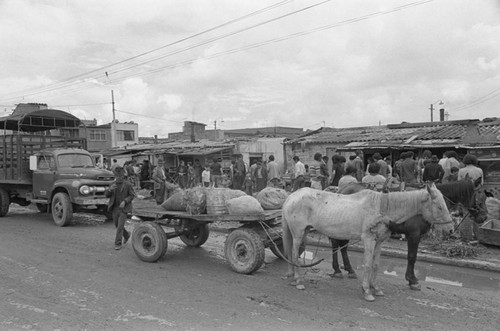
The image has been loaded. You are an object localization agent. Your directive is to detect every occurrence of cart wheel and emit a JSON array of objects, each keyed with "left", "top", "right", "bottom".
[
  {"left": 177, "top": 223, "right": 210, "bottom": 247},
  {"left": 132, "top": 222, "right": 167, "bottom": 262},
  {"left": 0, "top": 187, "right": 10, "bottom": 217},
  {"left": 52, "top": 192, "right": 73, "bottom": 226},
  {"left": 269, "top": 238, "right": 305, "bottom": 259},
  {"left": 224, "top": 228, "right": 265, "bottom": 274}
]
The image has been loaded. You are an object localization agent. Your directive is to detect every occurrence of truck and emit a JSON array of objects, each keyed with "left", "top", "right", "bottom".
[{"left": 0, "top": 133, "right": 114, "bottom": 226}]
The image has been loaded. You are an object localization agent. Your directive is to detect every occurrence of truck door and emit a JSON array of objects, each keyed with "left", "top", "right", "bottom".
[{"left": 32, "top": 155, "right": 56, "bottom": 200}]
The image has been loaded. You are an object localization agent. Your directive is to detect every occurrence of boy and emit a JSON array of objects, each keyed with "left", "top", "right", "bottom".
[{"left": 202, "top": 165, "right": 211, "bottom": 187}]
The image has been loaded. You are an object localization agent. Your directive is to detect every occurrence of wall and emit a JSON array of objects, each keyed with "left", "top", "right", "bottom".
[{"left": 237, "top": 137, "right": 286, "bottom": 173}]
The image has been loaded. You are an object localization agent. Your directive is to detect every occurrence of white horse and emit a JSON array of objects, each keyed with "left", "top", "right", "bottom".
[{"left": 282, "top": 183, "right": 452, "bottom": 301}]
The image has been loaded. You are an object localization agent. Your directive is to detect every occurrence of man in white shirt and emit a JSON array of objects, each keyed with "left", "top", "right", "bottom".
[
  {"left": 458, "top": 154, "right": 484, "bottom": 185},
  {"left": 292, "top": 156, "right": 306, "bottom": 192}
]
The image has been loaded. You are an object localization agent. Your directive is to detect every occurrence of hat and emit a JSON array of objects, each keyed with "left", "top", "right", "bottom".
[
  {"left": 113, "top": 166, "right": 125, "bottom": 177},
  {"left": 430, "top": 155, "right": 439, "bottom": 162}
]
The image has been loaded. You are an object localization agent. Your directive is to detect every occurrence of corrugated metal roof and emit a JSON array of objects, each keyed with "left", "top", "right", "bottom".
[{"left": 286, "top": 119, "right": 498, "bottom": 146}]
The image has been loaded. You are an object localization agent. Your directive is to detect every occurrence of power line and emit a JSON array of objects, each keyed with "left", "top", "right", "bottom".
[
  {"left": 0, "top": 0, "right": 295, "bottom": 101},
  {"left": 115, "top": 109, "right": 184, "bottom": 123},
  {"left": 449, "top": 86, "right": 500, "bottom": 112}
]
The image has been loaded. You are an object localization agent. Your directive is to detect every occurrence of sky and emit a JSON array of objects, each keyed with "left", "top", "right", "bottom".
[{"left": 0, "top": 0, "right": 499, "bottom": 137}]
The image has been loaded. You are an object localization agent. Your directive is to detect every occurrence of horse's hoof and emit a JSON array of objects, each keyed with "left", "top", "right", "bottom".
[
  {"left": 296, "top": 284, "right": 306, "bottom": 290},
  {"left": 410, "top": 283, "right": 421, "bottom": 291},
  {"left": 372, "top": 289, "right": 384, "bottom": 296},
  {"left": 347, "top": 272, "right": 358, "bottom": 279},
  {"left": 290, "top": 280, "right": 301, "bottom": 286},
  {"left": 331, "top": 272, "right": 343, "bottom": 279}
]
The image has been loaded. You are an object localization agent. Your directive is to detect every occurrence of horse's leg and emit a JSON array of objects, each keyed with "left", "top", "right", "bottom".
[
  {"left": 370, "top": 240, "right": 385, "bottom": 296},
  {"left": 340, "top": 240, "right": 357, "bottom": 279},
  {"left": 406, "top": 234, "right": 421, "bottom": 291},
  {"left": 330, "top": 238, "right": 343, "bottom": 278},
  {"left": 362, "top": 237, "right": 376, "bottom": 302}
]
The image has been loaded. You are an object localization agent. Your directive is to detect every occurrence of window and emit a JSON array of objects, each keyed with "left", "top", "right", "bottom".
[
  {"left": 117, "top": 130, "right": 135, "bottom": 141},
  {"left": 58, "top": 154, "right": 93, "bottom": 168},
  {"left": 38, "top": 155, "right": 55, "bottom": 170},
  {"left": 89, "top": 129, "right": 106, "bottom": 141}
]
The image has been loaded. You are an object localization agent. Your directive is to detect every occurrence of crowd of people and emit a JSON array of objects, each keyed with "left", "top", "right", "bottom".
[{"left": 289, "top": 149, "right": 484, "bottom": 193}]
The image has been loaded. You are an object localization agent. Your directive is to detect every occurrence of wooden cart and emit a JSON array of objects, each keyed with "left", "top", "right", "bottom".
[{"left": 131, "top": 203, "right": 284, "bottom": 274}]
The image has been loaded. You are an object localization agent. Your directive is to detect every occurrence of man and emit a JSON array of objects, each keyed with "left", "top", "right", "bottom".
[
  {"left": 234, "top": 154, "right": 246, "bottom": 190},
  {"left": 106, "top": 167, "right": 135, "bottom": 250},
  {"left": 400, "top": 151, "right": 418, "bottom": 184},
  {"left": 373, "top": 153, "right": 389, "bottom": 178},
  {"left": 352, "top": 150, "right": 364, "bottom": 182},
  {"left": 292, "top": 156, "right": 306, "bottom": 192},
  {"left": 458, "top": 154, "right": 484, "bottom": 185},
  {"left": 266, "top": 155, "right": 281, "bottom": 188},
  {"left": 152, "top": 159, "right": 166, "bottom": 205},
  {"left": 422, "top": 155, "right": 445, "bottom": 183},
  {"left": 253, "top": 160, "right": 267, "bottom": 192},
  {"left": 309, "top": 152, "right": 324, "bottom": 190}
]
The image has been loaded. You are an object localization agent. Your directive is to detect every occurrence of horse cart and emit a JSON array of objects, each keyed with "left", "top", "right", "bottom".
[{"left": 131, "top": 202, "right": 284, "bottom": 274}]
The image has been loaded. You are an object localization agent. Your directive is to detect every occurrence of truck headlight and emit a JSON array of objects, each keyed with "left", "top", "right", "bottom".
[{"left": 79, "top": 185, "right": 92, "bottom": 195}]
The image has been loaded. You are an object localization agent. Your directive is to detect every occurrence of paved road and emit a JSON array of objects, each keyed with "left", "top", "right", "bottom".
[{"left": 0, "top": 207, "right": 499, "bottom": 330}]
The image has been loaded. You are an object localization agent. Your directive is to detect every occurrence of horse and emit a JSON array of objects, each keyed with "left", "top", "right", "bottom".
[
  {"left": 331, "top": 178, "right": 488, "bottom": 290},
  {"left": 282, "top": 183, "right": 453, "bottom": 301}
]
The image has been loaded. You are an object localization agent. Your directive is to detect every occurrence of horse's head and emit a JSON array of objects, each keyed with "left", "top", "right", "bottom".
[{"left": 422, "top": 182, "right": 454, "bottom": 236}]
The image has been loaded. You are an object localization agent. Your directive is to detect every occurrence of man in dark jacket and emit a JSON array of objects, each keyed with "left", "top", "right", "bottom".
[
  {"left": 106, "top": 167, "right": 136, "bottom": 250},
  {"left": 422, "top": 155, "right": 445, "bottom": 183}
]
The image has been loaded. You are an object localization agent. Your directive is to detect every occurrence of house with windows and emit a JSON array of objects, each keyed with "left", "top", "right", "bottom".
[{"left": 71, "top": 119, "right": 139, "bottom": 152}]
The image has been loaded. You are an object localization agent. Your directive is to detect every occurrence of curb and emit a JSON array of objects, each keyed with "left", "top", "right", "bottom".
[{"left": 209, "top": 225, "right": 500, "bottom": 273}]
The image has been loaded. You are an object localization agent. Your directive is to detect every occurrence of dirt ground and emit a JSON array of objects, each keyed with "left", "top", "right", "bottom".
[{"left": 0, "top": 204, "right": 499, "bottom": 330}]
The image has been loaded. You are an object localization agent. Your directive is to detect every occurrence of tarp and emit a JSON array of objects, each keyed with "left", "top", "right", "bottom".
[{"left": 0, "top": 108, "right": 81, "bottom": 132}]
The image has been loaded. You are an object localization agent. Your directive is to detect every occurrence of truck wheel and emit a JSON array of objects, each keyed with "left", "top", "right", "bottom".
[
  {"left": 36, "top": 203, "right": 48, "bottom": 213},
  {"left": 132, "top": 222, "right": 167, "bottom": 262},
  {"left": 0, "top": 187, "right": 10, "bottom": 217},
  {"left": 51, "top": 193, "right": 73, "bottom": 226},
  {"left": 224, "top": 228, "right": 265, "bottom": 274},
  {"left": 177, "top": 223, "right": 210, "bottom": 247}
]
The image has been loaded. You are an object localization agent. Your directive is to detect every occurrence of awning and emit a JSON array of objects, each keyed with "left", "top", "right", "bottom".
[{"left": 0, "top": 108, "right": 81, "bottom": 132}]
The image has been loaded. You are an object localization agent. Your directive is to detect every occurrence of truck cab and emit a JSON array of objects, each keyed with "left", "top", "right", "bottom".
[{"left": 28, "top": 148, "right": 114, "bottom": 226}]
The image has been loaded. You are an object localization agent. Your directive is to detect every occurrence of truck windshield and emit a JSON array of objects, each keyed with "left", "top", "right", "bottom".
[{"left": 58, "top": 154, "right": 94, "bottom": 168}]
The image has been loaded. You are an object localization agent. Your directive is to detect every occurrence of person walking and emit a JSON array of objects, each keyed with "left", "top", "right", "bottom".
[
  {"left": 202, "top": 165, "right": 211, "bottom": 187},
  {"left": 253, "top": 160, "right": 267, "bottom": 192},
  {"left": 177, "top": 160, "right": 188, "bottom": 189},
  {"left": 321, "top": 155, "right": 330, "bottom": 189},
  {"left": 210, "top": 158, "right": 222, "bottom": 188},
  {"left": 193, "top": 159, "right": 203, "bottom": 187},
  {"left": 106, "top": 167, "right": 135, "bottom": 250}
]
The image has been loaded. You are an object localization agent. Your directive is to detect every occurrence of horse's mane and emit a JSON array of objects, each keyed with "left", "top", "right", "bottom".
[
  {"left": 360, "top": 190, "right": 425, "bottom": 217},
  {"left": 436, "top": 180, "right": 474, "bottom": 208}
]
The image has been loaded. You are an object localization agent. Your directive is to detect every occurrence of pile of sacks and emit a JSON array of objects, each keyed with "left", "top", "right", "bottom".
[
  {"left": 486, "top": 197, "right": 500, "bottom": 221},
  {"left": 161, "top": 186, "right": 289, "bottom": 216}
]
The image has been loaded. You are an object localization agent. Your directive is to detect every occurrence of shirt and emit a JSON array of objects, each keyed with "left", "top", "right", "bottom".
[
  {"left": 458, "top": 165, "right": 484, "bottom": 185},
  {"left": 309, "top": 160, "right": 323, "bottom": 182},
  {"left": 294, "top": 161, "right": 306, "bottom": 177},
  {"left": 267, "top": 161, "right": 280, "bottom": 180},
  {"left": 202, "top": 170, "right": 211, "bottom": 183}
]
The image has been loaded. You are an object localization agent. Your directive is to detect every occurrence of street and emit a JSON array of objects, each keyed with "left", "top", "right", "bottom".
[{"left": 1, "top": 206, "right": 499, "bottom": 331}]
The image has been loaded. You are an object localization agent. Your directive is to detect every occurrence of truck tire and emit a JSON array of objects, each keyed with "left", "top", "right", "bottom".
[
  {"left": 224, "top": 228, "right": 265, "bottom": 274},
  {"left": 176, "top": 223, "right": 210, "bottom": 247},
  {"left": 51, "top": 192, "right": 73, "bottom": 226},
  {"left": 0, "top": 187, "right": 10, "bottom": 217}
]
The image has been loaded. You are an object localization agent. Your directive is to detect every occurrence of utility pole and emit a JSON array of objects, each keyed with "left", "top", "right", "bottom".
[
  {"left": 429, "top": 103, "right": 434, "bottom": 122},
  {"left": 111, "top": 90, "right": 116, "bottom": 148}
]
